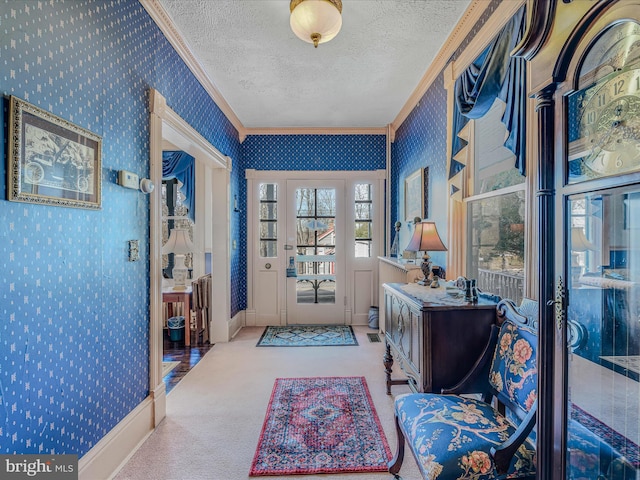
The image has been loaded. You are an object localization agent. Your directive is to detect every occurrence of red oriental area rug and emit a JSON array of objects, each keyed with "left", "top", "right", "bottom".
[{"left": 249, "top": 376, "right": 392, "bottom": 476}]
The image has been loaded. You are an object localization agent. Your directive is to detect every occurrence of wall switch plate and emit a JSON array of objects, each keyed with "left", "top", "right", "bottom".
[
  {"left": 128, "top": 240, "right": 140, "bottom": 261},
  {"left": 118, "top": 170, "right": 139, "bottom": 189}
]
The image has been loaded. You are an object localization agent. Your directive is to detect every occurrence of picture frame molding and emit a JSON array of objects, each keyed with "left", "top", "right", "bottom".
[
  {"left": 7, "top": 95, "right": 102, "bottom": 210},
  {"left": 404, "top": 167, "right": 424, "bottom": 222}
]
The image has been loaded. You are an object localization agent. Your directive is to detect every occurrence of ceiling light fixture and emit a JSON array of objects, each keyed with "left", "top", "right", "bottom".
[{"left": 290, "top": 0, "right": 342, "bottom": 48}]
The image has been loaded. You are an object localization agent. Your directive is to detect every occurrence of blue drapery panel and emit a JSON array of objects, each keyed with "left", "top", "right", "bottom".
[
  {"left": 162, "top": 150, "right": 195, "bottom": 221},
  {"left": 451, "top": 7, "right": 527, "bottom": 178}
]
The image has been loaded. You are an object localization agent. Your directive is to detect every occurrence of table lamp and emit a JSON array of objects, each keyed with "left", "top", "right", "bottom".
[
  {"left": 162, "top": 227, "right": 194, "bottom": 291},
  {"left": 406, "top": 221, "right": 447, "bottom": 288},
  {"left": 571, "top": 227, "right": 596, "bottom": 283}
]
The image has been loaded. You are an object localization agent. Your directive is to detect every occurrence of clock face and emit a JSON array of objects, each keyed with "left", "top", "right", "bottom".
[
  {"left": 567, "top": 21, "right": 640, "bottom": 183},
  {"left": 579, "top": 68, "right": 640, "bottom": 176}
]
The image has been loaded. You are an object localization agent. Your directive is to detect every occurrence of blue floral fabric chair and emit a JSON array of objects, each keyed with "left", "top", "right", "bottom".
[{"left": 389, "top": 299, "right": 538, "bottom": 480}]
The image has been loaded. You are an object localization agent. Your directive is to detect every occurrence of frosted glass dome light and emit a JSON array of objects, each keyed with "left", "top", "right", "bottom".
[{"left": 290, "top": 0, "right": 343, "bottom": 48}]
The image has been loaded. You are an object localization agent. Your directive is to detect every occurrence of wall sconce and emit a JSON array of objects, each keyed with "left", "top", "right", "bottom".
[
  {"left": 140, "top": 178, "right": 154, "bottom": 194},
  {"left": 128, "top": 240, "right": 140, "bottom": 262}
]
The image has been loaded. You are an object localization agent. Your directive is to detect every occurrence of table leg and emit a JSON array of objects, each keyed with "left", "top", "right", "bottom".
[
  {"left": 184, "top": 293, "right": 190, "bottom": 347},
  {"left": 384, "top": 342, "right": 394, "bottom": 395}
]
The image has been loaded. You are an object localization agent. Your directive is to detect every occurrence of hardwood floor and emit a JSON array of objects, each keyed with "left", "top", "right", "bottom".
[{"left": 162, "top": 329, "right": 214, "bottom": 394}]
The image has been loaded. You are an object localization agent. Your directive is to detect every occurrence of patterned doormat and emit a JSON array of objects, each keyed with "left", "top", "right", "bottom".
[
  {"left": 256, "top": 325, "right": 358, "bottom": 347},
  {"left": 249, "top": 376, "right": 391, "bottom": 476}
]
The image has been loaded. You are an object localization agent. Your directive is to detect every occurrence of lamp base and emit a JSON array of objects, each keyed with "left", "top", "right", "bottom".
[
  {"left": 172, "top": 263, "right": 189, "bottom": 291},
  {"left": 419, "top": 253, "right": 432, "bottom": 286}
]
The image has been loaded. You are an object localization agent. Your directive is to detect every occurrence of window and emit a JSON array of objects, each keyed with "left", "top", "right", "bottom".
[
  {"left": 355, "top": 183, "right": 373, "bottom": 258},
  {"left": 259, "top": 183, "right": 277, "bottom": 258},
  {"left": 465, "top": 99, "right": 525, "bottom": 304}
]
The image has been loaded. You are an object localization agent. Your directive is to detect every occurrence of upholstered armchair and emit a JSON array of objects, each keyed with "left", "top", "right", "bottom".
[{"left": 388, "top": 298, "right": 538, "bottom": 479}]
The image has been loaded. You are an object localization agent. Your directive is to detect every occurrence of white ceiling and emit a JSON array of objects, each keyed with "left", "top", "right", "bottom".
[{"left": 156, "top": 0, "right": 472, "bottom": 130}]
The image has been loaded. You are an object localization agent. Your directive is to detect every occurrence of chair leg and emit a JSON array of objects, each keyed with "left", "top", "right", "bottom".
[{"left": 388, "top": 413, "right": 406, "bottom": 475}]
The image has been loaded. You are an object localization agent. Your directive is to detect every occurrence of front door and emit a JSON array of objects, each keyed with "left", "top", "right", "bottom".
[{"left": 285, "top": 179, "right": 345, "bottom": 324}]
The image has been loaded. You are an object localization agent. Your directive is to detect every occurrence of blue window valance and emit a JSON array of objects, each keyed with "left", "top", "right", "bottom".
[
  {"left": 450, "top": 7, "right": 527, "bottom": 179},
  {"left": 162, "top": 150, "right": 195, "bottom": 222}
]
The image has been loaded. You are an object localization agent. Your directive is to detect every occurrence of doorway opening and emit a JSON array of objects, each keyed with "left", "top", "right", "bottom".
[{"left": 149, "top": 89, "right": 231, "bottom": 419}]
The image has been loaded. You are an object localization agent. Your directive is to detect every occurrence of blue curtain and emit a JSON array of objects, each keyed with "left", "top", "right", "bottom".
[
  {"left": 162, "top": 151, "right": 195, "bottom": 221},
  {"left": 451, "top": 7, "right": 527, "bottom": 177}
]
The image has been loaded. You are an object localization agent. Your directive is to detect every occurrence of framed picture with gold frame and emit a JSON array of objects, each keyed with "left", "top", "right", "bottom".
[
  {"left": 404, "top": 168, "right": 424, "bottom": 222},
  {"left": 7, "top": 96, "right": 102, "bottom": 209}
]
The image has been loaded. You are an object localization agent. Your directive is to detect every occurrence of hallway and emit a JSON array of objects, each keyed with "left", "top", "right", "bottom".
[{"left": 115, "top": 326, "right": 421, "bottom": 480}]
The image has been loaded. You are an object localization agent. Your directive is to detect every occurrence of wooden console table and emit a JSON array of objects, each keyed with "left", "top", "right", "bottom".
[
  {"left": 377, "top": 257, "right": 422, "bottom": 331},
  {"left": 163, "top": 286, "right": 192, "bottom": 346},
  {"left": 383, "top": 282, "right": 497, "bottom": 394}
]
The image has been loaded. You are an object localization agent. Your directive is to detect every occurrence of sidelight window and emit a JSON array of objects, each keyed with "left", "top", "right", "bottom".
[
  {"left": 355, "top": 183, "right": 373, "bottom": 258},
  {"left": 259, "top": 183, "right": 278, "bottom": 258}
]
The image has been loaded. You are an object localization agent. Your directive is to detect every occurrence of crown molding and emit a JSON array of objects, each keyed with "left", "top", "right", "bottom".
[
  {"left": 391, "top": 0, "right": 525, "bottom": 132},
  {"left": 242, "top": 126, "right": 388, "bottom": 139},
  {"left": 140, "top": 0, "right": 247, "bottom": 141}
]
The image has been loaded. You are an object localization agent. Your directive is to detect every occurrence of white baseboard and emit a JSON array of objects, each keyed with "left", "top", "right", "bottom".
[
  {"left": 79, "top": 396, "right": 156, "bottom": 480},
  {"left": 229, "top": 310, "right": 244, "bottom": 338},
  {"left": 151, "top": 380, "right": 167, "bottom": 428},
  {"left": 245, "top": 309, "right": 256, "bottom": 327}
]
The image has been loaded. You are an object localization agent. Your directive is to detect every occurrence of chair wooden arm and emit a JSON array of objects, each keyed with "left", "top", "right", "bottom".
[
  {"left": 441, "top": 324, "right": 500, "bottom": 398},
  {"left": 491, "top": 400, "right": 538, "bottom": 473}
]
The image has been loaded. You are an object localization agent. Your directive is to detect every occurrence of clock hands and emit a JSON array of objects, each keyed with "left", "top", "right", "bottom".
[
  {"left": 589, "top": 119, "right": 621, "bottom": 157},
  {"left": 588, "top": 100, "right": 629, "bottom": 157}
]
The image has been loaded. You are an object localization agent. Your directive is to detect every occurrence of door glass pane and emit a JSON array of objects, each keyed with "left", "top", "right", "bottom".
[
  {"left": 566, "top": 187, "right": 640, "bottom": 479},
  {"left": 295, "top": 188, "right": 336, "bottom": 304}
]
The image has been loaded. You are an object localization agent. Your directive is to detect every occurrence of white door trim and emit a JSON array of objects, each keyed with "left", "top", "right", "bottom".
[
  {"left": 149, "top": 89, "right": 231, "bottom": 426},
  {"left": 246, "top": 169, "right": 386, "bottom": 327}
]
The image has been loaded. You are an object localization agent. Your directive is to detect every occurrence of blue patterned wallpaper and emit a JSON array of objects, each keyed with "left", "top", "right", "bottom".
[
  {"left": 243, "top": 134, "right": 386, "bottom": 171},
  {"left": 0, "top": 0, "right": 240, "bottom": 457},
  {"left": 390, "top": 0, "right": 502, "bottom": 267},
  {"left": 391, "top": 76, "right": 449, "bottom": 266}
]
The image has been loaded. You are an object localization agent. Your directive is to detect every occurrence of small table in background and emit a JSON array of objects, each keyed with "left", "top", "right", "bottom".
[{"left": 162, "top": 286, "right": 192, "bottom": 346}]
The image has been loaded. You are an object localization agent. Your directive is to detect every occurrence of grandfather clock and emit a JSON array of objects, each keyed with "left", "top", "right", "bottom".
[{"left": 517, "top": 1, "right": 640, "bottom": 478}]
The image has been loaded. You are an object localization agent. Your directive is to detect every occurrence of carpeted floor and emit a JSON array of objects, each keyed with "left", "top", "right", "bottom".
[
  {"left": 256, "top": 324, "right": 358, "bottom": 347},
  {"left": 113, "top": 326, "right": 422, "bottom": 480},
  {"left": 250, "top": 376, "right": 391, "bottom": 476}
]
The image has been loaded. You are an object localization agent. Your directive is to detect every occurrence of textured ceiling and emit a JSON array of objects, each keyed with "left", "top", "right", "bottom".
[{"left": 157, "top": 0, "right": 472, "bottom": 129}]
